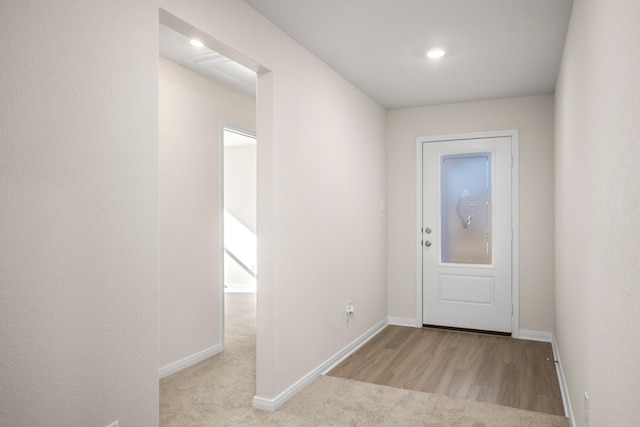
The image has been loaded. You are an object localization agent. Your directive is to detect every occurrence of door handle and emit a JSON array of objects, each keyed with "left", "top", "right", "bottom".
[{"left": 424, "top": 241, "right": 432, "bottom": 247}]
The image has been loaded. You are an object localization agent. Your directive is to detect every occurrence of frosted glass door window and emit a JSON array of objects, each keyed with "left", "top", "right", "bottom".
[{"left": 441, "top": 153, "right": 492, "bottom": 264}]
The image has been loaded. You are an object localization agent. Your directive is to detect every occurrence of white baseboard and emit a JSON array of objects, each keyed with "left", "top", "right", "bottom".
[
  {"left": 388, "top": 316, "right": 421, "bottom": 327},
  {"left": 519, "top": 330, "right": 574, "bottom": 425},
  {"left": 158, "top": 343, "right": 223, "bottom": 379},
  {"left": 552, "top": 335, "right": 575, "bottom": 426},
  {"left": 321, "top": 318, "right": 389, "bottom": 374},
  {"left": 518, "top": 329, "right": 553, "bottom": 342},
  {"left": 252, "top": 317, "right": 389, "bottom": 412}
]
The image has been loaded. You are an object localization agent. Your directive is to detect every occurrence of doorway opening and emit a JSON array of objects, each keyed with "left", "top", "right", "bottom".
[
  {"left": 158, "top": 9, "right": 258, "bottom": 389},
  {"left": 223, "top": 126, "right": 257, "bottom": 294}
]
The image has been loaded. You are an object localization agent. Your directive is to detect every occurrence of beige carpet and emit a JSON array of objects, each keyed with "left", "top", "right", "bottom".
[{"left": 160, "top": 293, "right": 569, "bottom": 426}]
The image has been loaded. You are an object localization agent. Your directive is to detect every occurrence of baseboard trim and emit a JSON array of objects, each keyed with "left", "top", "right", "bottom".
[
  {"left": 388, "top": 316, "right": 421, "bottom": 327},
  {"left": 552, "top": 335, "right": 575, "bottom": 426},
  {"left": 321, "top": 318, "right": 389, "bottom": 375},
  {"left": 518, "top": 330, "right": 573, "bottom": 425},
  {"left": 158, "top": 343, "right": 223, "bottom": 379},
  {"left": 252, "top": 317, "right": 389, "bottom": 412},
  {"left": 518, "top": 329, "right": 553, "bottom": 342}
]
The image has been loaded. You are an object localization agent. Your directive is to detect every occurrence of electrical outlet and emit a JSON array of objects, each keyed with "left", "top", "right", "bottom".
[
  {"left": 584, "top": 392, "right": 589, "bottom": 427},
  {"left": 345, "top": 303, "right": 355, "bottom": 321}
]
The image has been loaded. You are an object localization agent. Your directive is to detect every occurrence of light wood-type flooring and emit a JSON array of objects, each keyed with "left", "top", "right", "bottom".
[{"left": 327, "top": 325, "right": 565, "bottom": 416}]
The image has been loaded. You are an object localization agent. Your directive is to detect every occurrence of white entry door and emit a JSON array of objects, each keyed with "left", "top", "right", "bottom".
[{"left": 421, "top": 136, "right": 513, "bottom": 333}]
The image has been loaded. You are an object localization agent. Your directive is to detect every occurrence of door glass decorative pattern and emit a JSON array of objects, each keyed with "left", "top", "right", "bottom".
[{"left": 440, "top": 153, "right": 492, "bottom": 264}]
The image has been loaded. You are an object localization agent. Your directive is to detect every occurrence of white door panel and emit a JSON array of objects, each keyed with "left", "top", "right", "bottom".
[
  {"left": 421, "top": 136, "right": 512, "bottom": 333},
  {"left": 438, "top": 274, "right": 494, "bottom": 305}
]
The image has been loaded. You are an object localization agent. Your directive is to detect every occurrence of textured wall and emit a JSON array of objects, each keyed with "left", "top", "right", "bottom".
[
  {"left": 0, "top": 1, "right": 158, "bottom": 425},
  {"left": 386, "top": 95, "right": 555, "bottom": 333},
  {"left": 555, "top": 1, "right": 640, "bottom": 426},
  {"left": 158, "top": 57, "right": 255, "bottom": 369}
]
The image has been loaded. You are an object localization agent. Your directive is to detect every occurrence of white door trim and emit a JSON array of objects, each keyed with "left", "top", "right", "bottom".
[{"left": 415, "top": 130, "right": 520, "bottom": 337}]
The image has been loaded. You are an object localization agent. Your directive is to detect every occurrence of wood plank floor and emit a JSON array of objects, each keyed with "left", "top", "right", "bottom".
[{"left": 327, "top": 325, "right": 565, "bottom": 416}]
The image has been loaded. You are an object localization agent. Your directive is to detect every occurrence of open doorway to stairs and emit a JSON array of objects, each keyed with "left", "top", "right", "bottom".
[
  {"left": 222, "top": 125, "right": 258, "bottom": 379},
  {"left": 223, "top": 126, "right": 257, "bottom": 294},
  {"left": 158, "top": 10, "right": 258, "bottom": 392}
]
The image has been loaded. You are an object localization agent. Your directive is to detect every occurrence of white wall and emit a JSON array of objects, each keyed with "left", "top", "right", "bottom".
[
  {"left": 159, "top": 57, "right": 255, "bottom": 368},
  {"left": 555, "top": 1, "right": 640, "bottom": 426},
  {"left": 0, "top": 1, "right": 158, "bottom": 426},
  {"left": 160, "top": 0, "right": 387, "bottom": 402},
  {"left": 386, "top": 95, "right": 555, "bottom": 333},
  {"left": 225, "top": 144, "right": 257, "bottom": 233}
]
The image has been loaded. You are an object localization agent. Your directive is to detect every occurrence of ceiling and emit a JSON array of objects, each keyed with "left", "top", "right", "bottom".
[
  {"left": 243, "top": 0, "right": 573, "bottom": 109},
  {"left": 159, "top": 23, "right": 257, "bottom": 96}
]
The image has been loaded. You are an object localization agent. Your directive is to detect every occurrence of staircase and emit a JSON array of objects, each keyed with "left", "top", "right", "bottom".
[{"left": 224, "top": 210, "right": 256, "bottom": 292}]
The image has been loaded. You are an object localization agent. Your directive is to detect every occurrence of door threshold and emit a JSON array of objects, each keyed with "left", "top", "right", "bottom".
[{"left": 422, "top": 324, "right": 511, "bottom": 337}]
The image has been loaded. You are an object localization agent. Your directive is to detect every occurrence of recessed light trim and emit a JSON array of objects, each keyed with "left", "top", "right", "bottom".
[
  {"left": 427, "top": 48, "right": 446, "bottom": 59},
  {"left": 190, "top": 39, "right": 205, "bottom": 48}
]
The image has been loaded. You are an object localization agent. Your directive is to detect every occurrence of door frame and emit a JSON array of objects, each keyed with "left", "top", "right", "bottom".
[{"left": 415, "top": 129, "right": 520, "bottom": 337}]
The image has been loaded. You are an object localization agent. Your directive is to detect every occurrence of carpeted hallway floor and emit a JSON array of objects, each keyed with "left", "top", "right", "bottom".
[{"left": 159, "top": 293, "right": 569, "bottom": 426}]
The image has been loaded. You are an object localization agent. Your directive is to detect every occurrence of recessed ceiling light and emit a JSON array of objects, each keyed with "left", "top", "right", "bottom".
[
  {"left": 427, "top": 48, "right": 446, "bottom": 59},
  {"left": 190, "top": 39, "right": 205, "bottom": 48}
]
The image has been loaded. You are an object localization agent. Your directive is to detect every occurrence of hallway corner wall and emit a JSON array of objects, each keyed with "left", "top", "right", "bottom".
[{"left": 554, "top": 1, "right": 640, "bottom": 426}]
